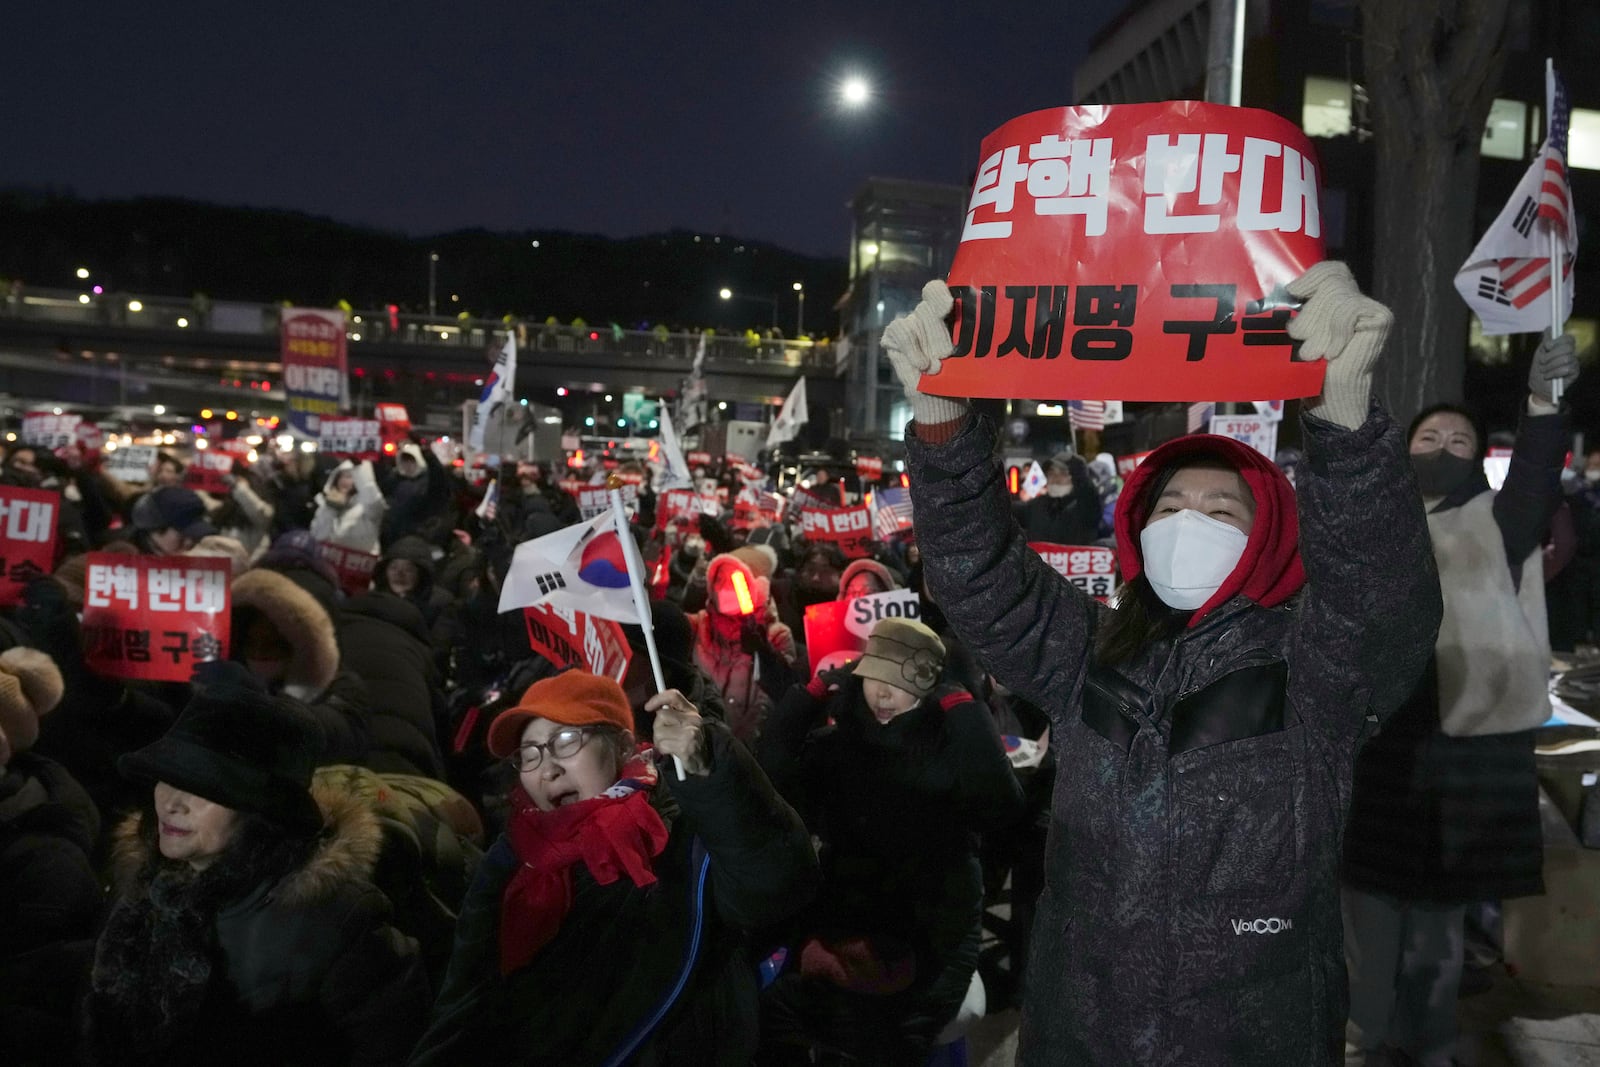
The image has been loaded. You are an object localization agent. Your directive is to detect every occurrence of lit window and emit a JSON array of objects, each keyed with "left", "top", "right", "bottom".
[
  {"left": 1570, "top": 108, "right": 1600, "bottom": 171},
  {"left": 1302, "top": 76, "right": 1351, "bottom": 138},
  {"left": 1481, "top": 98, "right": 1529, "bottom": 160}
]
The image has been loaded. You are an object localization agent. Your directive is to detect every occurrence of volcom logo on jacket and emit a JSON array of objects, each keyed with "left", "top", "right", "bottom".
[{"left": 1231, "top": 917, "right": 1294, "bottom": 935}]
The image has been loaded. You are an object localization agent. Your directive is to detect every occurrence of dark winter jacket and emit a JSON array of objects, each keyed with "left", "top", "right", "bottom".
[
  {"left": 375, "top": 536, "right": 450, "bottom": 631},
  {"left": 409, "top": 723, "right": 818, "bottom": 1066},
  {"left": 757, "top": 676, "right": 1024, "bottom": 1037},
  {"left": 1343, "top": 410, "right": 1565, "bottom": 904},
  {"left": 85, "top": 781, "right": 432, "bottom": 1067},
  {"left": 0, "top": 752, "right": 102, "bottom": 957},
  {"left": 338, "top": 592, "right": 448, "bottom": 779},
  {"left": 381, "top": 451, "right": 451, "bottom": 549},
  {"left": 906, "top": 409, "right": 1441, "bottom": 1067},
  {"left": 1015, "top": 469, "right": 1102, "bottom": 546}
]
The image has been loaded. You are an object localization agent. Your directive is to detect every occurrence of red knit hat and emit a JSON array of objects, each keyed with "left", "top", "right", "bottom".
[
  {"left": 1113, "top": 434, "right": 1304, "bottom": 626},
  {"left": 487, "top": 670, "right": 634, "bottom": 759}
]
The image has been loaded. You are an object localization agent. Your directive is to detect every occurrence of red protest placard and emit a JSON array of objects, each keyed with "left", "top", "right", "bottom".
[
  {"left": 82, "top": 554, "right": 231, "bottom": 682},
  {"left": 855, "top": 456, "right": 883, "bottom": 482},
  {"left": 318, "top": 541, "right": 380, "bottom": 597},
  {"left": 318, "top": 417, "right": 383, "bottom": 460},
  {"left": 0, "top": 486, "right": 59, "bottom": 605},
  {"left": 183, "top": 451, "right": 234, "bottom": 494},
  {"left": 523, "top": 604, "right": 632, "bottom": 683},
  {"left": 1030, "top": 542, "right": 1119, "bottom": 602},
  {"left": 1116, "top": 451, "right": 1154, "bottom": 479},
  {"left": 927, "top": 102, "right": 1327, "bottom": 403},
  {"left": 686, "top": 451, "right": 712, "bottom": 468},
  {"left": 798, "top": 505, "right": 874, "bottom": 559},
  {"left": 656, "top": 488, "right": 698, "bottom": 531},
  {"left": 802, "top": 590, "right": 924, "bottom": 676}
]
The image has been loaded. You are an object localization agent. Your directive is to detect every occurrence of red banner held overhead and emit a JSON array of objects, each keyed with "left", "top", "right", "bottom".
[
  {"left": 183, "top": 451, "right": 234, "bottom": 494},
  {"left": 318, "top": 541, "right": 380, "bottom": 597},
  {"left": 926, "top": 103, "right": 1327, "bottom": 403},
  {"left": 0, "top": 486, "right": 59, "bottom": 605},
  {"left": 798, "top": 505, "right": 874, "bottom": 559},
  {"left": 856, "top": 456, "right": 884, "bottom": 482},
  {"left": 523, "top": 604, "right": 633, "bottom": 683},
  {"left": 82, "top": 554, "right": 231, "bottom": 682}
]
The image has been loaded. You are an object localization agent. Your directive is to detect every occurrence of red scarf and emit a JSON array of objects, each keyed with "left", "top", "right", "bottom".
[{"left": 499, "top": 753, "right": 669, "bottom": 976}]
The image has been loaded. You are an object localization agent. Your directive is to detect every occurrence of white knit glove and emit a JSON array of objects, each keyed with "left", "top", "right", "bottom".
[
  {"left": 1528, "top": 332, "right": 1579, "bottom": 410},
  {"left": 1286, "top": 262, "right": 1392, "bottom": 431},
  {"left": 881, "top": 280, "right": 970, "bottom": 426}
]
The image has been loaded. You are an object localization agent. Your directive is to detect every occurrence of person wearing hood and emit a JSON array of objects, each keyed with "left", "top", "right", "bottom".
[
  {"left": 1341, "top": 334, "right": 1579, "bottom": 1067},
  {"left": 82, "top": 664, "right": 430, "bottom": 1067},
  {"left": 756, "top": 618, "right": 1024, "bottom": 1065},
  {"left": 129, "top": 486, "right": 217, "bottom": 556},
  {"left": 376, "top": 534, "right": 448, "bottom": 631},
  {"left": 1015, "top": 451, "right": 1102, "bottom": 546},
  {"left": 312, "top": 459, "right": 386, "bottom": 555},
  {"left": 230, "top": 567, "right": 372, "bottom": 766},
  {"left": 881, "top": 263, "right": 1442, "bottom": 1066},
  {"left": 381, "top": 442, "right": 451, "bottom": 549},
  {"left": 687, "top": 546, "right": 798, "bottom": 744},
  {"left": 838, "top": 558, "right": 900, "bottom": 601}
]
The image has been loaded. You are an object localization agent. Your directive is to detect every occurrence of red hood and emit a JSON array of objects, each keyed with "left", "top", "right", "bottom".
[{"left": 1113, "top": 434, "right": 1304, "bottom": 626}]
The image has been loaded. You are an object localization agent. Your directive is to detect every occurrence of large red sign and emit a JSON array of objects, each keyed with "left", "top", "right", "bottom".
[
  {"left": 82, "top": 554, "right": 231, "bottom": 682},
  {"left": 318, "top": 541, "right": 380, "bottom": 597},
  {"left": 798, "top": 505, "right": 873, "bottom": 559},
  {"left": 523, "top": 604, "right": 632, "bottom": 683},
  {"left": 1029, "top": 542, "right": 1119, "bottom": 602},
  {"left": 802, "top": 590, "right": 923, "bottom": 677},
  {"left": 0, "top": 486, "right": 59, "bottom": 605},
  {"left": 926, "top": 103, "right": 1327, "bottom": 403},
  {"left": 183, "top": 451, "right": 234, "bottom": 494}
]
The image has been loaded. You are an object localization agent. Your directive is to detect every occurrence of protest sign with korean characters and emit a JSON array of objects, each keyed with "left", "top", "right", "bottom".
[
  {"left": 318, "top": 541, "right": 381, "bottom": 597},
  {"left": 21, "top": 412, "right": 84, "bottom": 451},
  {"left": 928, "top": 102, "right": 1327, "bottom": 403},
  {"left": 318, "top": 417, "right": 383, "bottom": 460},
  {"left": 1030, "top": 542, "right": 1119, "bottom": 602},
  {"left": 183, "top": 450, "right": 235, "bottom": 494},
  {"left": 82, "top": 554, "right": 231, "bottom": 682},
  {"left": 523, "top": 604, "right": 632, "bottom": 683},
  {"left": 797, "top": 505, "right": 874, "bottom": 559},
  {"left": 1207, "top": 414, "right": 1279, "bottom": 460},
  {"left": 856, "top": 456, "right": 884, "bottom": 482},
  {"left": 0, "top": 486, "right": 59, "bottom": 605},
  {"left": 281, "top": 308, "right": 349, "bottom": 437},
  {"left": 105, "top": 445, "right": 160, "bottom": 484},
  {"left": 577, "top": 484, "right": 636, "bottom": 521}
]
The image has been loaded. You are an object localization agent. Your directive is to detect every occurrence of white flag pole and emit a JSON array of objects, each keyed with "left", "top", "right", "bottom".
[
  {"left": 1547, "top": 57, "right": 1567, "bottom": 405},
  {"left": 607, "top": 474, "right": 684, "bottom": 780}
]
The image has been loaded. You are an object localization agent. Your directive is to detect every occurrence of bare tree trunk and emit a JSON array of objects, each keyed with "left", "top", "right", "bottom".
[{"left": 1360, "top": 0, "right": 1513, "bottom": 424}]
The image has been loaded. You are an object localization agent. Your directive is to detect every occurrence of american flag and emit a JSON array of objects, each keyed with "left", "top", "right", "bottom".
[
  {"left": 1540, "top": 68, "right": 1572, "bottom": 235},
  {"left": 1067, "top": 400, "right": 1107, "bottom": 431},
  {"left": 873, "top": 487, "right": 914, "bottom": 539},
  {"left": 1186, "top": 402, "right": 1215, "bottom": 433}
]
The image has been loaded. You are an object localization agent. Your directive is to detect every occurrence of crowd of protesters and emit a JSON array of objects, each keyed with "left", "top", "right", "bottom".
[{"left": 0, "top": 263, "right": 1588, "bottom": 1067}]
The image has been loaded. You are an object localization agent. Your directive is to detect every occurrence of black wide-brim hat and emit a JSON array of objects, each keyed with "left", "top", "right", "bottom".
[{"left": 118, "top": 663, "right": 324, "bottom": 836}]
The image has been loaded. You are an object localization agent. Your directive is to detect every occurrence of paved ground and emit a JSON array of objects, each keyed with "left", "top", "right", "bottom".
[{"left": 964, "top": 970, "right": 1600, "bottom": 1065}]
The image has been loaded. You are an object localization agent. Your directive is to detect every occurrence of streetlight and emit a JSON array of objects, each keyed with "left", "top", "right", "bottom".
[
  {"left": 840, "top": 76, "right": 871, "bottom": 108},
  {"left": 793, "top": 281, "right": 805, "bottom": 336},
  {"left": 428, "top": 252, "right": 439, "bottom": 316},
  {"left": 718, "top": 287, "right": 778, "bottom": 329},
  {"left": 75, "top": 267, "right": 89, "bottom": 280}
]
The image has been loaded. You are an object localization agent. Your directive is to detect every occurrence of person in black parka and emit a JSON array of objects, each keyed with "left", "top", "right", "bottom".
[{"left": 339, "top": 591, "right": 449, "bottom": 779}]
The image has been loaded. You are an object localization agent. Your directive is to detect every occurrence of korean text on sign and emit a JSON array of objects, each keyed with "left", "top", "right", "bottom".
[
  {"left": 318, "top": 417, "right": 382, "bottom": 459},
  {"left": 1029, "top": 542, "right": 1119, "bottom": 602},
  {"left": 0, "top": 486, "right": 59, "bottom": 606},
  {"left": 799, "top": 506, "right": 874, "bottom": 559},
  {"left": 82, "top": 554, "right": 231, "bottom": 682},
  {"left": 930, "top": 102, "right": 1328, "bottom": 403},
  {"left": 21, "top": 412, "right": 85, "bottom": 450}
]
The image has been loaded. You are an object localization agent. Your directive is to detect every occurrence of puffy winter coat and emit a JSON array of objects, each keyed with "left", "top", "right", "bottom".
[
  {"left": 338, "top": 592, "right": 448, "bottom": 779},
  {"left": 85, "top": 780, "right": 432, "bottom": 1067},
  {"left": 907, "top": 410, "right": 1441, "bottom": 1067},
  {"left": 312, "top": 461, "right": 386, "bottom": 556},
  {"left": 409, "top": 724, "right": 818, "bottom": 1066},
  {"left": 0, "top": 752, "right": 101, "bottom": 956}
]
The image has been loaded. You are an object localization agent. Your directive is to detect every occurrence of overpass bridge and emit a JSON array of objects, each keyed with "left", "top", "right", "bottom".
[{"left": 0, "top": 287, "right": 844, "bottom": 431}]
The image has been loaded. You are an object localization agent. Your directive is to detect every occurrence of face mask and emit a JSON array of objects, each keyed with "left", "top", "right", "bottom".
[
  {"left": 1138, "top": 509, "right": 1249, "bottom": 611},
  {"left": 1409, "top": 450, "right": 1477, "bottom": 498},
  {"left": 1045, "top": 484, "right": 1071, "bottom": 498}
]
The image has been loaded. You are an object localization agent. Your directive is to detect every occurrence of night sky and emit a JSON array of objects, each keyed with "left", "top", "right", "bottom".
[{"left": 4, "top": 2, "right": 1124, "bottom": 257}]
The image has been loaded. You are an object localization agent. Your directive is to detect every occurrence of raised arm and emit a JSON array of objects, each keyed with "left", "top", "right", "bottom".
[{"left": 1493, "top": 333, "right": 1580, "bottom": 569}]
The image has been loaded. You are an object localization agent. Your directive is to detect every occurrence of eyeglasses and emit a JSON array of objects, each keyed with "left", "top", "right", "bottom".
[{"left": 508, "top": 726, "right": 602, "bottom": 772}]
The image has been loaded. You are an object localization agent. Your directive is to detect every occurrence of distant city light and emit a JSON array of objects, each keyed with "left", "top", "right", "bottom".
[
  {"left": 718, "top": 288, "right": 732, "bottom": 300},
  {"left": 556, "top": 387, "right": 568, "bottom": 396},
  {"left": 604, "top": 394, "right": 613, "bottom": 402},
  {"left": 841, "top": 76, "right": 871, "bottom": 107},
  {"left": 531, "top": 240, "right": 541, "bottom": 248},
  {"left": 78, "top": 294, "right": 90, "bottom": 304},
  {"left": 75, "top": 267, "right": 89, "bottom": 279},
  {"left": 52, "top": 407, "right": 62, "bottom": 415},
  {"left": 718, "top": 401, "right": 728, "bottom": 411},
  {"left": 616, "top": 418, "right": 627, "bottom": 428},
  {"left": 152, "top": 404, "right": 165, "bottom": 415},
  {"left": 195, "top": 438, "right": 208, "bottom": 450},
  {"left": 92, "top": 285, "right": 103, "bottom": 294},
  {"left": 127, "top": 300, "right": 143, "bottom": 312},
  {"left": 584, "top": 417, "right": 595, "bottom": 427},
  {"left": 649, "top": 420, "right": 658, "bottom": 429},
  {"left": 177, "top": 317, "right": 189, "bottom": 328}
]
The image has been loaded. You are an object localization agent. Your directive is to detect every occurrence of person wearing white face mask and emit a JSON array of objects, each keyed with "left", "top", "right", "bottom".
[{"left": 881, "top": 261, "right": 1443, "bottom": 1067}]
